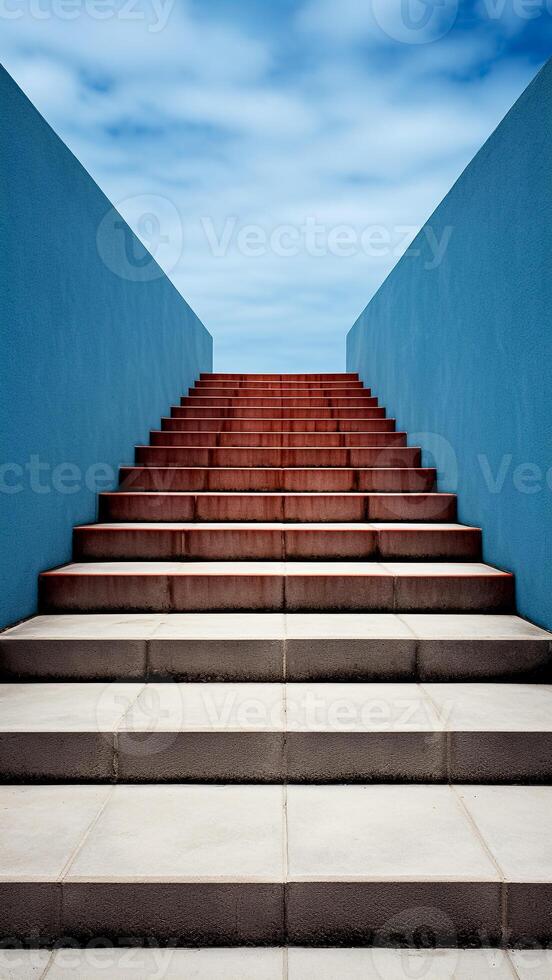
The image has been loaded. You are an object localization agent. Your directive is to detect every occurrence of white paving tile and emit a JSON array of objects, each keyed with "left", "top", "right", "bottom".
[
  {"left": 381, "top": 562, "right": 509, "bottom": 577},
  {"left": 424, "top": 684, "right": 552, "bottom": 731},
  {"left": 151, "top": 612, "right": 285, "bottom": 639},
  {"left": 510, "top": 948, "right": 552, "bottom": 979},
  {"left": 286, "top": 785, "right": 500, "bottom": 881},
  {"left": 284, "top": 613, "right": 413, "bottom": 639},
  {"left": 0, "top": 786, "right": 110, "bottom": 880},
  {"left": 0, "top": 683, "right": 141, "bottom": 731},
  {"left": 0, "top": 614, "right": 164, "bottom": 639},
  {"left": 121, "top": 682, "right": 285, "bottom": 731},
  {"left": 0, "top": 950, "right": 51, "bottom": 978},
  {"left": 400, "top": 614, "right": 552, "bottom": 640},
  {"left": 46, "top": 947, "right": 284, "bottom": 979},
  {"left": 286, "top": 683, "right": 441, "bottom": 731},
  {"left": 65, "top": 785, "right": 285, "bottom": 882},
  {"left": 287, "top": 947, "right": 516, "bottom": 978},
  {"left": 458, "top": 786, "right": 552, "bottom": 882}
]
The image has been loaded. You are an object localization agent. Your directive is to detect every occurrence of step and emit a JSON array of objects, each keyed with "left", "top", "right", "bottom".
[
  {"left": 0, "top": 783, "right": 550, "bottom": 944},
  {"left": 191, "top": 384, "right": 367, "bottom": 395},
  {"left": 151, "top": 430, "right": 407, "bottom": 447},
  {"left": 99, "top": 492, "right": 457, "bottom": 523},
  {"left": 172, "top": 406, "right": 387, "bottom": 419},
  {"left": 181, "top": 396, "right": 378, "bottom": 408},
  {"left": 196, "top": 379, "right": 365, "bottom": 386},
  {"left": 0, "top": 681, "right": 550, "bottom": 783},
  {"left": 0, "top": 947, "right": 531, "bottom": 978},
  {"left": 119, "top": 467, "right": 437, "bottom": 493},
  {"left": 162, "top": 417, "right": 395, "bottom": 432},
  {"left": 39, "top": 561, "right": 514, "bottom": 613},
  {"left": 135, "top": 447, "right": 422, "bottom": 469},
  {"left": 73, "top": 523, "right": 481, "bottom": 561},
  {"left": 2, "top": 613, "right": 549, "bottom": 682}
]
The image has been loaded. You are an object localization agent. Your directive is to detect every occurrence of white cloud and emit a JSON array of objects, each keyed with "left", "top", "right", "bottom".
[{"left": 0, "top": 1, "right": 545, "bottom": 370}]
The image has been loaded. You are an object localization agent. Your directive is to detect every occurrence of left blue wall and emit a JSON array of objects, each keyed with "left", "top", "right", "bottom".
[{"left": 0, "top": 66, "right": 213, "bottom": 629}]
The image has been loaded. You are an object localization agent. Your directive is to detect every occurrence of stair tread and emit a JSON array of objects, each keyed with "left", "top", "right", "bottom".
[
  {"left": 76, "top": 521, "right": 473, "bottom": 531},
  {"left": 0, "top": 783, "right": 550, "bottom": 882},
  {"left": 1, "top": 681, "right": 551, "bottom": 733},
  {"left": 0, "top": 612, "right": 552, "bottom": 647},
  {"left": 0, "top": 946, "right": 525, "bottom": 978},
  {"left": 3, "top": 611, "right": 549, "bottom": 640},
  {"left": 42, "top": 559, "right": 509, "bottom": 574}
]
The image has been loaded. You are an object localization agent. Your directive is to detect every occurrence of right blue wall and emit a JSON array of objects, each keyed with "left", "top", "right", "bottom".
[{"left": 347, "top": 59, "right": 552, "bottom": 630}]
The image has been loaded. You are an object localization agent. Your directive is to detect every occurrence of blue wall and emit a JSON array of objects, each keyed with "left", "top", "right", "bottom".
[
  {"left": 347, "top": 59, "right": 552, "bottom": 631},
  {"left": 0, "top": 67, "right": 212, "bottom": 629}
]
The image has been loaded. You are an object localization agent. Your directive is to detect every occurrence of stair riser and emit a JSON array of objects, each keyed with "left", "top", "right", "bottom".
[
  {"left": 163, "top": 417, "right": 394, "bottom": 432},
  {"left": 2, "top": 637, "right": 549, "bottom": 682},
  {"left": 151, "top": 431, "right": 406, "bottom": 448},
  {"left": 1, "top": 731, "right": 549, "bottom": 783},
  {"left": 40, "top": 573, "right": 514, "bottom": 613},
  {"left": 99, "top": 493, "right": 457, "bottom": 523},
  {"left": 0, "top": 878, "right": 527, "bottom": 946},
  {"left": 135, "top": 447, "right": 421, "bottom": 468},
  {"left": 171, "top": 407, "right": 387, "bottom": 419},
  {"left": 74, "top": 527, "right": 481, "bottom": 562},
  {"left": 119, "top": 467, "right": 437, "bottom": 493}
]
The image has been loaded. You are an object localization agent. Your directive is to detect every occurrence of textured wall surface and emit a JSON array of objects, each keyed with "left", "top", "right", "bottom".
[
  {"left": 0, "top": 67, "right": 212, "bottom": 628},
  {"left": 347, "top": 60, "right": 552, "bottom": 630}
]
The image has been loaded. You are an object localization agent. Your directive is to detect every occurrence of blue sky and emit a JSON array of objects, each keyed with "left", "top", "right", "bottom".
[{"left": 1, "top": 0, "right": 549, "bottom": 370}]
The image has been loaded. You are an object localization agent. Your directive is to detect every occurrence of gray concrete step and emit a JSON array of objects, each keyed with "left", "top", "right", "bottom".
[
  {"left": 0, "top": 783, "right": 551, "bottom": 945},
  {"left": 0, "top": 681, "right": 551, "bottom": 783},
  {"left": 2, "top": 613, "right": 549, "bottom": 681}
]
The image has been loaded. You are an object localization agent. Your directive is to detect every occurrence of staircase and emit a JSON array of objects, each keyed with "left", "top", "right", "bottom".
[{"left": 1, "top": 372, "right": 552, "bottom": 965}]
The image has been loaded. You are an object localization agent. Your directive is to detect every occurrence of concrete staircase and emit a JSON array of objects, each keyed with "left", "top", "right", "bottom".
[{"left": 1, "top": 372, "right": 552, "bottom": 958}]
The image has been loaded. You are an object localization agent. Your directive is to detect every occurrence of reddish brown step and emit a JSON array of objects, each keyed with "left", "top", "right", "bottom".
[
  {"left": 181, "top": 396, "right": 377, "bottom": 409},
  {"left": 73, "top": 522, "right": 481, "bottom": 562},
  {"left": 134, "top": 447, "right": 421, "bottom": 469},
  {"left": 150, "top": 431, "right": 406, "bottom": 448},
  {"left": 163, "top": 416, "right": 393, "bottom": 432},
  {"left": 99, "top": 491, "right": 457, "bottom": 524},
  {"left": 172, "top": 406, "right": 386, "bottom": 419},
  {"left": 39, "top": 560, "right": 515, "bottom": 613},
  {"left": 119, "top": 467, "right": 437, "bottom": 493}
]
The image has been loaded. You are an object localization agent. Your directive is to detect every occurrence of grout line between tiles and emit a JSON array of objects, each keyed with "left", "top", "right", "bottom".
[
  {"left": 38, "top": 949, "right": 56, "bottom": 979},
  {"left": 283, "top": 946, "right": 289, "bottom": 980},
  {"left": 283, "top": 780, "right": 289, "bottom": 946},
  {"left": 58, "top": 785, "right": 114, "bottom": 883},
  {"left": 506, "top": 949, "right": 523, "bottom": 980},
  {"left": 450, "top": 786, "right": 508, "bottom": 943},
  {"left": 396, "top": 612, "right": 421, "bottom": 681},
  {"left": 112, "top": 681, "right": 148, "bottom": 780},
  {"left": 451, "top": 786, "right": 506, "bottom": 881}
]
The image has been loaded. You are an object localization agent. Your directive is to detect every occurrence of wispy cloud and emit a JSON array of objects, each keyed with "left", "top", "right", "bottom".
[{"left": 0, "top": 0, "right": 547, "bottom": 370}]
